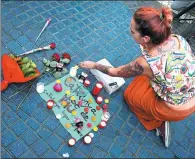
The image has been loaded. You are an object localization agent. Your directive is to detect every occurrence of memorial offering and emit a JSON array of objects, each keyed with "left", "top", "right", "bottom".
[{"left": 39, "top": 74, "right": 103, "bottom": 141}]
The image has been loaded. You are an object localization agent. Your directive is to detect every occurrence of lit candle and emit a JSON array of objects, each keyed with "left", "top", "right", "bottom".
[
  {"left": 96, "top": 96, "right": 103, "bottom": 104},
  {"left": 68, "top": 138, "right": 76, "bottom": 146},
  {"left": 92, "top": 82, "right": 103, "bottom": 96},
  {"left": 98, "top": 120, "right": 107, "bottom": 129},
  {"left": 84, "top": 79, "right": 90, "bottom": 87},
  {"left": 47, "top": 100, "right": 54, "bottom": 109}
]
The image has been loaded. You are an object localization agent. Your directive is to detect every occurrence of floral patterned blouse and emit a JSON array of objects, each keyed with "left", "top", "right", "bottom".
[{"left": 142, "top": 34, "right": 195, "bottom": 105}]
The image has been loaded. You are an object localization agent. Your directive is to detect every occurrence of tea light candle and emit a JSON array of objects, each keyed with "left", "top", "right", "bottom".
[
  {"left": 68, "top": 138, "right": 76, "bottom": 146},
  {"left": 84, "top": 79, "right": 90, "bottom": 87},
  {"left": 36, "top": 82, "right": 45, "bottom": 93},
  {"left": 96, "top": 96, "right": 103, "bottom": 104},
  {"left": 101, "top": 112, "right": 111, "bottom": 122},
  {"left": 47, "top": 100, "right": 54, "bottom": 109},
  {"left": 83, "top": 135, "right": 92, "bottom": 144},
  {"left": 69, "top": 66, "right": 78, "bottom": 77},
  {"left": 98, "top": 120, "right": 107, "bottom": 129}
]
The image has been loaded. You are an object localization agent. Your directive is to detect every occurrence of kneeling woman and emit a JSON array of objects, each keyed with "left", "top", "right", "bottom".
[{"left": 79, "top": 6, "right": 195, "bottom": 147}]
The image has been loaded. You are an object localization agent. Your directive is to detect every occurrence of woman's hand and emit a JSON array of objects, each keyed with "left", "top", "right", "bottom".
[{"left": 79, "top": 61, "right": 96, "bottom": 69}]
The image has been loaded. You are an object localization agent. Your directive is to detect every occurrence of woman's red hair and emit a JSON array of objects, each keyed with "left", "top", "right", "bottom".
[{"left": 133, "top": 7, "right": 173, "bottom": 45}]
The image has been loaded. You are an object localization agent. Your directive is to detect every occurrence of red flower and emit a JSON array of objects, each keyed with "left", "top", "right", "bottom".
[
  {"left": 62, "top": 53, "right": 71, "bottom": 61},
  {"left": 52, "top": 53, "right": 60, "bottom": 62},
  {"left": 50, "top": 43, "right": 56, "bottom": 49}
]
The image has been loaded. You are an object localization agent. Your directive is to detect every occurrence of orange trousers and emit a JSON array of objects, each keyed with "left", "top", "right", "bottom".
[{"left": 124, "top": 76, "right": 195, "bottom": 130}]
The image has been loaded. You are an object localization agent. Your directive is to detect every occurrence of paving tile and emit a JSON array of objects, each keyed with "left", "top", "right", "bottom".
[
  {"left": 8, "top": 140, "right": 28, "bottom": 158},
  {"left": 21, "top": 129, "right": 39, "bottom": 146},
  {"left": 2, "top": 110, "right": 19, "bottom": 127},
  {"left": 120, "top": 149, "right": 135, "bottom": 158},
  {"left": 77, "top": 141, "right": 94, "bottom": 156},
  {"left": 1, "top": 100, "right": 10, "bottom": 114},
  {"left": 90, "top": 147, "right": 107, "bottom": 158},
  {"left": 58, "top": 144, "right": 75, "bottom": 157},
  {"left": 31, "top": 139, "right": 49, "bottom": 157},
  {"left": 126, "top": 139, "right": 140, "bottom": 154},
  {"left": 115, "top": 132, "right": 129, "bottom": 147},
  {"left": 44, "top": 116, "right": 60, "bottom": 131},
  {"left": 71, "top": 150, "right": 87, "bottom": 158},
  {"left": 26, "top": 118, "right": 40, "bottom": 130},
  {"left": 37, "top": 127, "right": 53, "bottom": 141},
  {"left": 32, "top": 108, "right": 49, "bottom": 123},
  {"left": 10, "top": 120, "right": 28, "bottom": 136},
  {"left": 20, "top": 150, "right": 38, "bottom": 158},
  {"left": 137, "top": 146, "right": 152, "bottom": 158},
  {"left": 46, "top": 135, "right": 63, "bottom": 151},
  {"left": 96, "top": 135, "right": 113, "bottom": 151},
  {"left": 108, "top": 143, "right": 123, "bottom": 158},
  {"left": 2, "top": 130, "right": 17, "bottom": 148},
  {"left": 43, "top": 149, "right": 61, "bottom": 158}
]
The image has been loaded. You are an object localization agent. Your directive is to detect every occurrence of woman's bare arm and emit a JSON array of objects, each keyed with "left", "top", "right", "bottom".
[{"left": 94, "top": 57, "right": 147, "bottom": 78}]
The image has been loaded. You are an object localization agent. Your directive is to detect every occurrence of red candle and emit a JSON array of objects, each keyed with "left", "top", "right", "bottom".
[
  {"left": 92, "top": 82, "right": 103, "bottom": 96},
  {"left": 84, "top": 79, "right": 90, "bottom": 87},
  {"left": 47, "top": 100, "right": 54, "bottom": 109},
  {"left": 96, "top": 96, "right": 103, "bottom": 104},
  {"left": 98, "top": 120, "right": 107, "bottom": 129}
]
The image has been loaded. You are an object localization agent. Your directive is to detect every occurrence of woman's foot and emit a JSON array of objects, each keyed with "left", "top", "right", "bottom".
[{"left": 156, "top": 121, "right": 171, "bottom": 147}]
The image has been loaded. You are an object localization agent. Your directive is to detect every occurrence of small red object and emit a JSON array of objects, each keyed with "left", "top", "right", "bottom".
[
  {"left": 96, "top": 106, "right": 101, "bottom": 110},
  {"left": 68, "top": 138, "right": 76, "bottom": 147},
  {"left": 78, "top": 100, "right": 82, "bottom": 106},
  {"left": 52, "top": 53, "right": 60, "bottom": 62},
  {"left": 103, "top": 104, "right": 108, "bottom": 109},
  {"left": 96, "top": 96, "right": 103, "bottom": 104},
  {"left": 62, "top": 53, "right": 71, "bottom": 61},
  {"left": 103, "top": 109, "right": 108, "bottom": 112},
  {"left": 50, "top": 42, "right": 56, "bottom": 49},
  {"left": 84, "top": 79, "right": 90, "bottom": 87},
  {"left": 47, "top": 100, "right": 54, "bottom": 109},
  {"left": 92, "top": 82, "right": 103, "bottom": 96},
  {"left": 98, "top": 120, "right": 107, "bottom": 129},
  {"left": 84, "top": 107, "right": 89, "bottom": 113},
  {"left": 87, "top": 123, "right": 92, "bottom": 128}
]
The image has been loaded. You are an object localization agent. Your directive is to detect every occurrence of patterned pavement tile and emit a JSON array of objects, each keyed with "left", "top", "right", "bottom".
[{"left": 1, "top": 1, "right": 195, "bottom": 158}]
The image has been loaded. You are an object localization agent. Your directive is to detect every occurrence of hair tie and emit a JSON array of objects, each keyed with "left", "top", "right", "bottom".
[{"left": 160, "top": 13, "right": 163, "bottom": 20}]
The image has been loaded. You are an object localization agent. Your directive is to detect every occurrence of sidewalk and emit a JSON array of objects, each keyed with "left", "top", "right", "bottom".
[{"left": 1, "top": 1, "right": 195, "bottom": 158}]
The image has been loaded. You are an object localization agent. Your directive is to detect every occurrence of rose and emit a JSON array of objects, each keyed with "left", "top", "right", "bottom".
[
  {"left": 52, "top": 53, "right": 60, "bottom": 62},
  {"left": 62, "top": 53, "right": 71, "bottom": 61},
  {"left": 50, "top": 43, "right": 56, "bottom": 49}
]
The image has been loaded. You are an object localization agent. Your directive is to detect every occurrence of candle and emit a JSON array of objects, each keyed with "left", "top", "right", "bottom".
[
  {"left": 47, "top": 100, "right": 54, "bottom": 109},
  {"left": 69, "top": 66, "right": 78, "bottom": 77},
  {"left": 68, "top": 138, "right": 76, "bottom": 146},
  {"left": 84, "top": 79, "right": 90, "bottom": 87},
  {"left": 36, "top": 82, "right": 45, "bottom": 93},
  {"left": 83, "top": 135, "right": 92, "bottom": 144},
  {"left": 96, "top": 96, "right": 103, "bottom": 104},
  {"left": 92, "top": 82, "right": 103, "bottom": 96},
  {"left": 98, "top": 120, "right": 107, "bottom": 129},
  {"left": 101, "top": 112, "right": 110, "bottom": 122}
]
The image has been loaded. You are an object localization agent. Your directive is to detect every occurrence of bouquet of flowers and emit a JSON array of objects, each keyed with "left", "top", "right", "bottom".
[{"left": 1, "top": 43, "right": 56, "bottom": 91}]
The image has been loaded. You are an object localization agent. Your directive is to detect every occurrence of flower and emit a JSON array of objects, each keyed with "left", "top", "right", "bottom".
[
  {"left": 50, "top": 43, "right": 56, "bottom": 49},
  {"left": 62, "top": 53, "right": 71, "bottom": 61},
  {"left": 52, "top": 53, "right": 60, "bottom": 62}
]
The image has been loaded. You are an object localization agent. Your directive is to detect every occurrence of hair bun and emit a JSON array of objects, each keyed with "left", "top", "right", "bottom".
[{"left": 161, "top": 7, "right": 173, "bottom": 27}]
